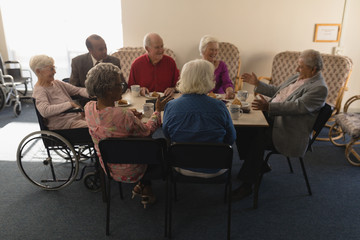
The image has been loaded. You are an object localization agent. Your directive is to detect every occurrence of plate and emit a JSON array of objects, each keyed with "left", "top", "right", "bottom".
[
  {"left": 116, "top": 100, "right": 131, "bottom": 107},
  {"left": 145, "top": 92, "right": 164, "bottom": 99}
]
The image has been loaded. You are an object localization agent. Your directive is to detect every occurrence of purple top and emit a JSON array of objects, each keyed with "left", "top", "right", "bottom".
[{"left": 212, "top": 61, "right": 234, "bottom": 94}]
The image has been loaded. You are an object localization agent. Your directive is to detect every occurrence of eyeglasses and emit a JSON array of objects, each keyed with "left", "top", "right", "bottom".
[
  {"left": 41, "top": 66, "right": 56, "bottom": 71},
  {"left": 115, "top": 82, "right": 127, "bottom": 94}
]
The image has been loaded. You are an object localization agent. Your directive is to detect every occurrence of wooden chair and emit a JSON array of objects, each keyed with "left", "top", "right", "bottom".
[
  {"left": 111, "top": 47, "right": 176, "bottom": 82},
  {"left": 253, "top": 103, "right": 333, "bottom": 209},
  {"left": 329, "top": 95, "right": 360, "bottom": 166},
  {"left": 166, "top": 142, "right": 233, "bottom": 240},
  {"left": 217, "top": 42, "right": 242, "bottom": 91},
  {"left": 259, "top": 51, "right": 353, "bottom": 139}
]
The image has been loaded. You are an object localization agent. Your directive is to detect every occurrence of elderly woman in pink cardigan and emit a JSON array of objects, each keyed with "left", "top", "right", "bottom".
[
  {"left": 30, "top": 54, "right": 89, "bottom": 130},
  {"left": 84, "top": 63, "right": 171, "bottom": 208}
]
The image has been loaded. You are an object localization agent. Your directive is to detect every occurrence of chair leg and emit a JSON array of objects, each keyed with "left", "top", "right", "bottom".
[
  {"left": 168, "top": 181, "right": 173, "bottom": 239},
  {"left": 118, "top": 182, "right": 124, "bottom": 200},
  {"left": 106, "top": 178, "right": 111, "bottom": 236},
  {"left": 224, "top": 182, "right": 228, "bottom": 203},
  {"left": 286, "top": 157, "right": 294, "bottom": 173},
  {"left": 227, "top": 181, "right": 232, "bottom": 240},
  {"left": 253, "top": 151, "right": 274, "bottom": 209},
  {"left": 299, "top": 157, "right": 312, "bottom": 195},
  {"left": 165, "top": 178, "right": 169, "bottom": 238}
]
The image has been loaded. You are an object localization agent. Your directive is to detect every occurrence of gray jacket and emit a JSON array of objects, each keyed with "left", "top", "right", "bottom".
[{"left": 256, "top": 72, "right": 328, "bottom": 157}]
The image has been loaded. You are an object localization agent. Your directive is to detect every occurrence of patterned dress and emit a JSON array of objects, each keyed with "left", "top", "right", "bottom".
[{"left": 85, "top": 101, "right": 161, "bottom": 183}]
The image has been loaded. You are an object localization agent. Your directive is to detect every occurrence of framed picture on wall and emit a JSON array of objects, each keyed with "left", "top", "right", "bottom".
[{"left": 314, "top": 24, "right": 341, "bottom": 42}]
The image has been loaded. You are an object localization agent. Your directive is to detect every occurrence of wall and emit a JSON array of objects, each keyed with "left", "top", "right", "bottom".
[{"left": 121, "top": 0, "right": 360, "bottom": 111}]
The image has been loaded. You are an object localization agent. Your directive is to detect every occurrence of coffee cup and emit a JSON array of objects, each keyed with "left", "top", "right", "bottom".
[
  {"left": 131, "top": 85, "right": 140, "bottom": 97},
  {"left": 229, "top": 104, "right": 243, "bottom": 120},
  {"left": 143, "top": 103, "right": 154, "bottom": 118},
  {"left": 237, "top": 90, "right": 249, "bottom": 101}
]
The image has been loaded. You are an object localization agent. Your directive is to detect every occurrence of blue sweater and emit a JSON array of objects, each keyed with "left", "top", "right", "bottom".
[{"left": 163, "top": 94, "right": 236, "bottom": 173}]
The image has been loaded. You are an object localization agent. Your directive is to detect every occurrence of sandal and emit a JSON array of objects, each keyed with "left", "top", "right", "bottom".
[
  {"left": 140, "top": 185, "right": 156, "bottom": 208},
  {"left": 131, "top": 183, "right": 144, "bottom": 199},
  {"left": 141, "top": 194, "right": 156, "bottom": 209}
]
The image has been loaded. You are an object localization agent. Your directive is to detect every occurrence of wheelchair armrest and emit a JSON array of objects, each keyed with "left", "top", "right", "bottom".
[
  {"left": 4, "top": 60, "right": 20, "bottom": 64},
  {"left": 63, "top": 108, "right": 83, "bottom": 113}
]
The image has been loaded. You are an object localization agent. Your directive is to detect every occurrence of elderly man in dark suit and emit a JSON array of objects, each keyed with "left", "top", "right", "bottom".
[
  {"left": 70, "top": 34, "right": 125, "bottom": 87},
  {"left": 233, "top": 49, "right": 328, "bottom": 200}
]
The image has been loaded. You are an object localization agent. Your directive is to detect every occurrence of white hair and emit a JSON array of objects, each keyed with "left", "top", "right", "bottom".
[
  {"left": 177, "top": 59, "right": 215, "bottom": 94},
  {"left": 299, "top": 49, "right": 323, "bottom": 72},
  {"left": 199, "top": 35, "right": 219, "bottom": 56},
  {"left": 143, "top": 32, "right": 162, "bottom": 49},
  {"left": 29, "top": 55, "right": 54, "bottom": 75}
]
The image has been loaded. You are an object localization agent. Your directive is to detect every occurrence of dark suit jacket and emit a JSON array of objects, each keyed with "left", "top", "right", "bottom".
[{"left": 69, "top": 53, "right": 125, "bottom": 87}]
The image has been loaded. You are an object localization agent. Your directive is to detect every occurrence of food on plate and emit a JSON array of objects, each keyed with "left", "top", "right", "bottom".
[
  {"left": 232, "top": 98, "right": 242, "bottom": 106},
  {"left": 117, "top": 99, "right": 128, "bottom": 105},
  {"left": 207, "top": 92, "right": 217, "bottom": 98},
  {"left": 151, "top": 92, "right": 160, "bottom": 97}
]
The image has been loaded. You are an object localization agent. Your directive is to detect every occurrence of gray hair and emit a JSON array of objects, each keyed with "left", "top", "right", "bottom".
[
  {"left": 143, "top": 32, "right": 162, "bottom": 49},
  {"left": 29, "top": 55, "right": 54, "bottom": 75},
  {"left": 199, "top": 35, "right": 219, "bottom": 56},
  {"left": 177, "top": 59, "right": 215, "bottom": 94},
  {"left": 85, "top": 63, "right": 122, "bottom": 98},
  {"left": 299, "top": 49, "right": 323, "bottom": 72}
]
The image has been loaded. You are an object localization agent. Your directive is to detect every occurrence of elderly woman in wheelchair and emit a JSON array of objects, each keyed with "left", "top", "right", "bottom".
[
  {"left": 30, "top": 54, "right": 89, "bottom": 130},
  {"left": 84, "top": 63, "right": 171, "bottom": 208},
  {"left": 16, "top": 55, "right": 98, "bottom": 191}
]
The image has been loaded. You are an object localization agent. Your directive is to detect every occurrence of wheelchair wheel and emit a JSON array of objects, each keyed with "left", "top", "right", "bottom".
[
  {"left": 17, "top": 131, "right": 79, "bottom": 190},
  {"left": 84, "top": 172, "right": 101, "bottom": 192},
  {"left": 0, "top": 85, "right": 5, "bottom": 112},
  {"left": 13, "top": 101, "right": 21, "bottom": 117},
  {"left": 345, "top": 139, "right": 360, "bottom": 166}
]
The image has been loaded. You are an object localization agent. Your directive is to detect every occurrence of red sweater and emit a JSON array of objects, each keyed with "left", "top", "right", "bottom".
[{"left": 128, "top": 54, "right": 179, "bottom": 92}]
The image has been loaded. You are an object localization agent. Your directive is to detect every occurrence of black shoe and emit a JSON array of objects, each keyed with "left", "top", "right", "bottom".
[
  {"left": 231, "top": 185, "right": 253, "bottom": 201},
  {"left": 261, "top": 162, "right": 272, "bottom": 174}
]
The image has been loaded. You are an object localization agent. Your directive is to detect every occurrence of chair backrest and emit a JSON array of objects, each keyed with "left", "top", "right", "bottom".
[
  {"left": 32, "top": 98, "right": 49, "bottom": 131},
  {"left": 99, "top": 137, "right": 167, "bottom": 167},
  {"left": 269, "top": 51, "right": 353, "bottom": 113},
  {"left": 169, "top": 142, "right": 233, "bottom": 169},
  {"left": 309, "top": 103, "right": 333, "bottom": 147},
  {"left": 217, "top": 42, "right": 241, "bottom": 87},
  {"left": 111, "top": 47, "right": 176, "bottom": 82}
]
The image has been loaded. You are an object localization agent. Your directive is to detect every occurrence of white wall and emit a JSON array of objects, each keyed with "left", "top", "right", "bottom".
[{"left": 121, "top": 0, "right": 360, "bottom": 111}]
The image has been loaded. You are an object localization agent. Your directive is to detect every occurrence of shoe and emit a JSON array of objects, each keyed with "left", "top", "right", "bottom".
[
  {"left": 231, "top": 185, "right": 253, "bottom": 201},
  {"left": 141, "top": 194, "right": 156, "bottom": 209},
  {"left": 132, "top": 182, "right": 144, "bottom": 199},
  {"left": 261, "top": 162, "right": 272, "bottom": 174}
]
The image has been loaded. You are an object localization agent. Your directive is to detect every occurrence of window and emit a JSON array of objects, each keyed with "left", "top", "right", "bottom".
[{"left": 0, "top": 0, "right": 123, "bottom": 83}]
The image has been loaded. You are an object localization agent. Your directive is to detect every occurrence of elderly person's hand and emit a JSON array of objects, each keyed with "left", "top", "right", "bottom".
[
  {"left": 164, "top": 87, "right": 176, "bottom": 97},
  {"left": 225, "top": 87, "right": 235, "bottom": 99},
  {"left": 155, "top": 95, "right": 173, "bottom": 112},
  {"left": 241, "top": 72, "right": 260, "bottom": 86},
  {"left": 251, "top": 94, "right": 269, "bottom": 111},
  {"left": 70, "top": 101, "right": 82, "bottom": 109},
  {"left": 140, "top": 87, "right": 149, "bottom": 96},
  {"left": 130, "top": 108, "right": 143, "bottom": 119}
]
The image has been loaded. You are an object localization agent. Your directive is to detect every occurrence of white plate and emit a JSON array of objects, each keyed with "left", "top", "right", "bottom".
[
  {"left": 145, "top": 92, "right": 164, "bottom": 99},
  {"left": 115, "top": 100, "right": 131, "bottom": 107}
]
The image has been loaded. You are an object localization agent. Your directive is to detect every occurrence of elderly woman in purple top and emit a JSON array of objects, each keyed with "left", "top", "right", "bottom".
[{"left": 199, "top": 35, "right": 235, "bottom": 99}]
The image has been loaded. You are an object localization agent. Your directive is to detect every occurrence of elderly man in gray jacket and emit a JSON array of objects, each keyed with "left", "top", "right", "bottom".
[{"left": 233, "top": 49, "right": 328, "bottom": 200}]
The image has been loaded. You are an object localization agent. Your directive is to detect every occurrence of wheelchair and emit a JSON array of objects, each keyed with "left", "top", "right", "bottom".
[
  {"left": 0, "top": 69, "right": 22, "bottom": 116},
  {"left": 16, "top": 98, "right": 102, "bottom": 191}
]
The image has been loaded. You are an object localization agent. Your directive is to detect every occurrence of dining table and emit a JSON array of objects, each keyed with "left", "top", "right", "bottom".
[{"left": 118, "top": 91, "right": 269, "bottom": 128}]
